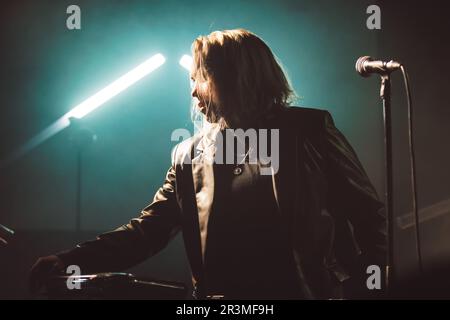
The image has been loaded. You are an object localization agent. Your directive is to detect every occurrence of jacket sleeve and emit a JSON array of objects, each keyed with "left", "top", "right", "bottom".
[
  {"left": 57, "top": 148, "right": 182, "bottom": 273},
  {"left": 322, "top": 111, "right": 387, "bottom": 268}
]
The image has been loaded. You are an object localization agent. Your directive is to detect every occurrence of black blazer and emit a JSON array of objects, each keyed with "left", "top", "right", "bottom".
[{"left": 57, "top": 106, "right": 387, "bottom": 299}]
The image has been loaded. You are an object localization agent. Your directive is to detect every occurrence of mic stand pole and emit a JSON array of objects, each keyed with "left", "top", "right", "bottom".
[
  {"left": 69, "top": 118, "right": 96, "bottom": 237},
  {"left": 380, "top": 74, "right": 394, "bottom": 295}
]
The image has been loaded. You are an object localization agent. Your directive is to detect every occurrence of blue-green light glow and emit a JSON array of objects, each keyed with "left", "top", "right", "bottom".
[{"left": 0, "top": 53, "right": 166, "bottom": 168}]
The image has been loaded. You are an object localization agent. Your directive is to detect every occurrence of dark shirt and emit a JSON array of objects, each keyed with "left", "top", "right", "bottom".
[{"left": 203, "top": 147, "right": 303, "bottom": 299}]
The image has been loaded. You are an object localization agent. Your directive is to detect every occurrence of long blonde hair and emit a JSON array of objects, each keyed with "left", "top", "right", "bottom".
[{"left": 191, "top": 29, "right": 296, "bottom": 130}]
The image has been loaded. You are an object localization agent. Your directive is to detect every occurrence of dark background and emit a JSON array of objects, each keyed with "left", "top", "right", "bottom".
[{"left": 0, "top": 0, "right": 449, "bottom": 298}]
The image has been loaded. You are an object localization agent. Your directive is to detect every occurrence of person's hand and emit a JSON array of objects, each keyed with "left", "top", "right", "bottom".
[{"left": 29, "top": 255, "right": 65, "bottom": 294}]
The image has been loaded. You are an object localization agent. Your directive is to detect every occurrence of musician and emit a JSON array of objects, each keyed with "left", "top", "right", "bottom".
[{"left": 30, "top": 29, "right": 386, "bottom": 299}]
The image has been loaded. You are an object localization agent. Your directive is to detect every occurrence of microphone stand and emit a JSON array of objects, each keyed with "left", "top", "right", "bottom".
[
  {"left": 380, "top": 74, "right": 394, "bottom": 295},
  {"left": 69, "top": 118, "right": 97, "bottom": 236}
]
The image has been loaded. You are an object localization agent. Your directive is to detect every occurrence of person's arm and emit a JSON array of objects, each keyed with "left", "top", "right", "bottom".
[
  {"left": 30, "top": 147, "right": 182, "bottom": 292},
  {"left": 323, "top": 111, "right": 387, "bottom": 268},
  {"left": 56, "top": 164, "right": 182, "bottom": 273}
]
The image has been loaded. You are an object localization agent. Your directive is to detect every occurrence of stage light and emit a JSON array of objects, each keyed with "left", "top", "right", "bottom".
[
  {"left": 64, "top": 53, "right": 165, "bottom": 120},
  {"left": 0, "top": 53, "right": 166, "bottom": 167},
  {"left": 179, "top": 55, "right": 193, "bottom": 71}
]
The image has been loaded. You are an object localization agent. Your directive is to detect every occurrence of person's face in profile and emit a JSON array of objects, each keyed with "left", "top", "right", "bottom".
[
  {"left": 190, "top": 71, "right": 221, "bottom": 124},
  {"left": 190, "top": 75, "right": 208, "bottom": 115}
]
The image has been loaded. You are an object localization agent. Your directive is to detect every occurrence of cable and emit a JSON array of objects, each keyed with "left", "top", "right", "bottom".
[{"left": 400, "top": 65, "right": 423, "bottom": 275}]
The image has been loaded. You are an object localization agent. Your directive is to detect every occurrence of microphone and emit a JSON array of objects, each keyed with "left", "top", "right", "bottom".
[{"left": 356, "top": 56, "right": 402, "bottom": 77}]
